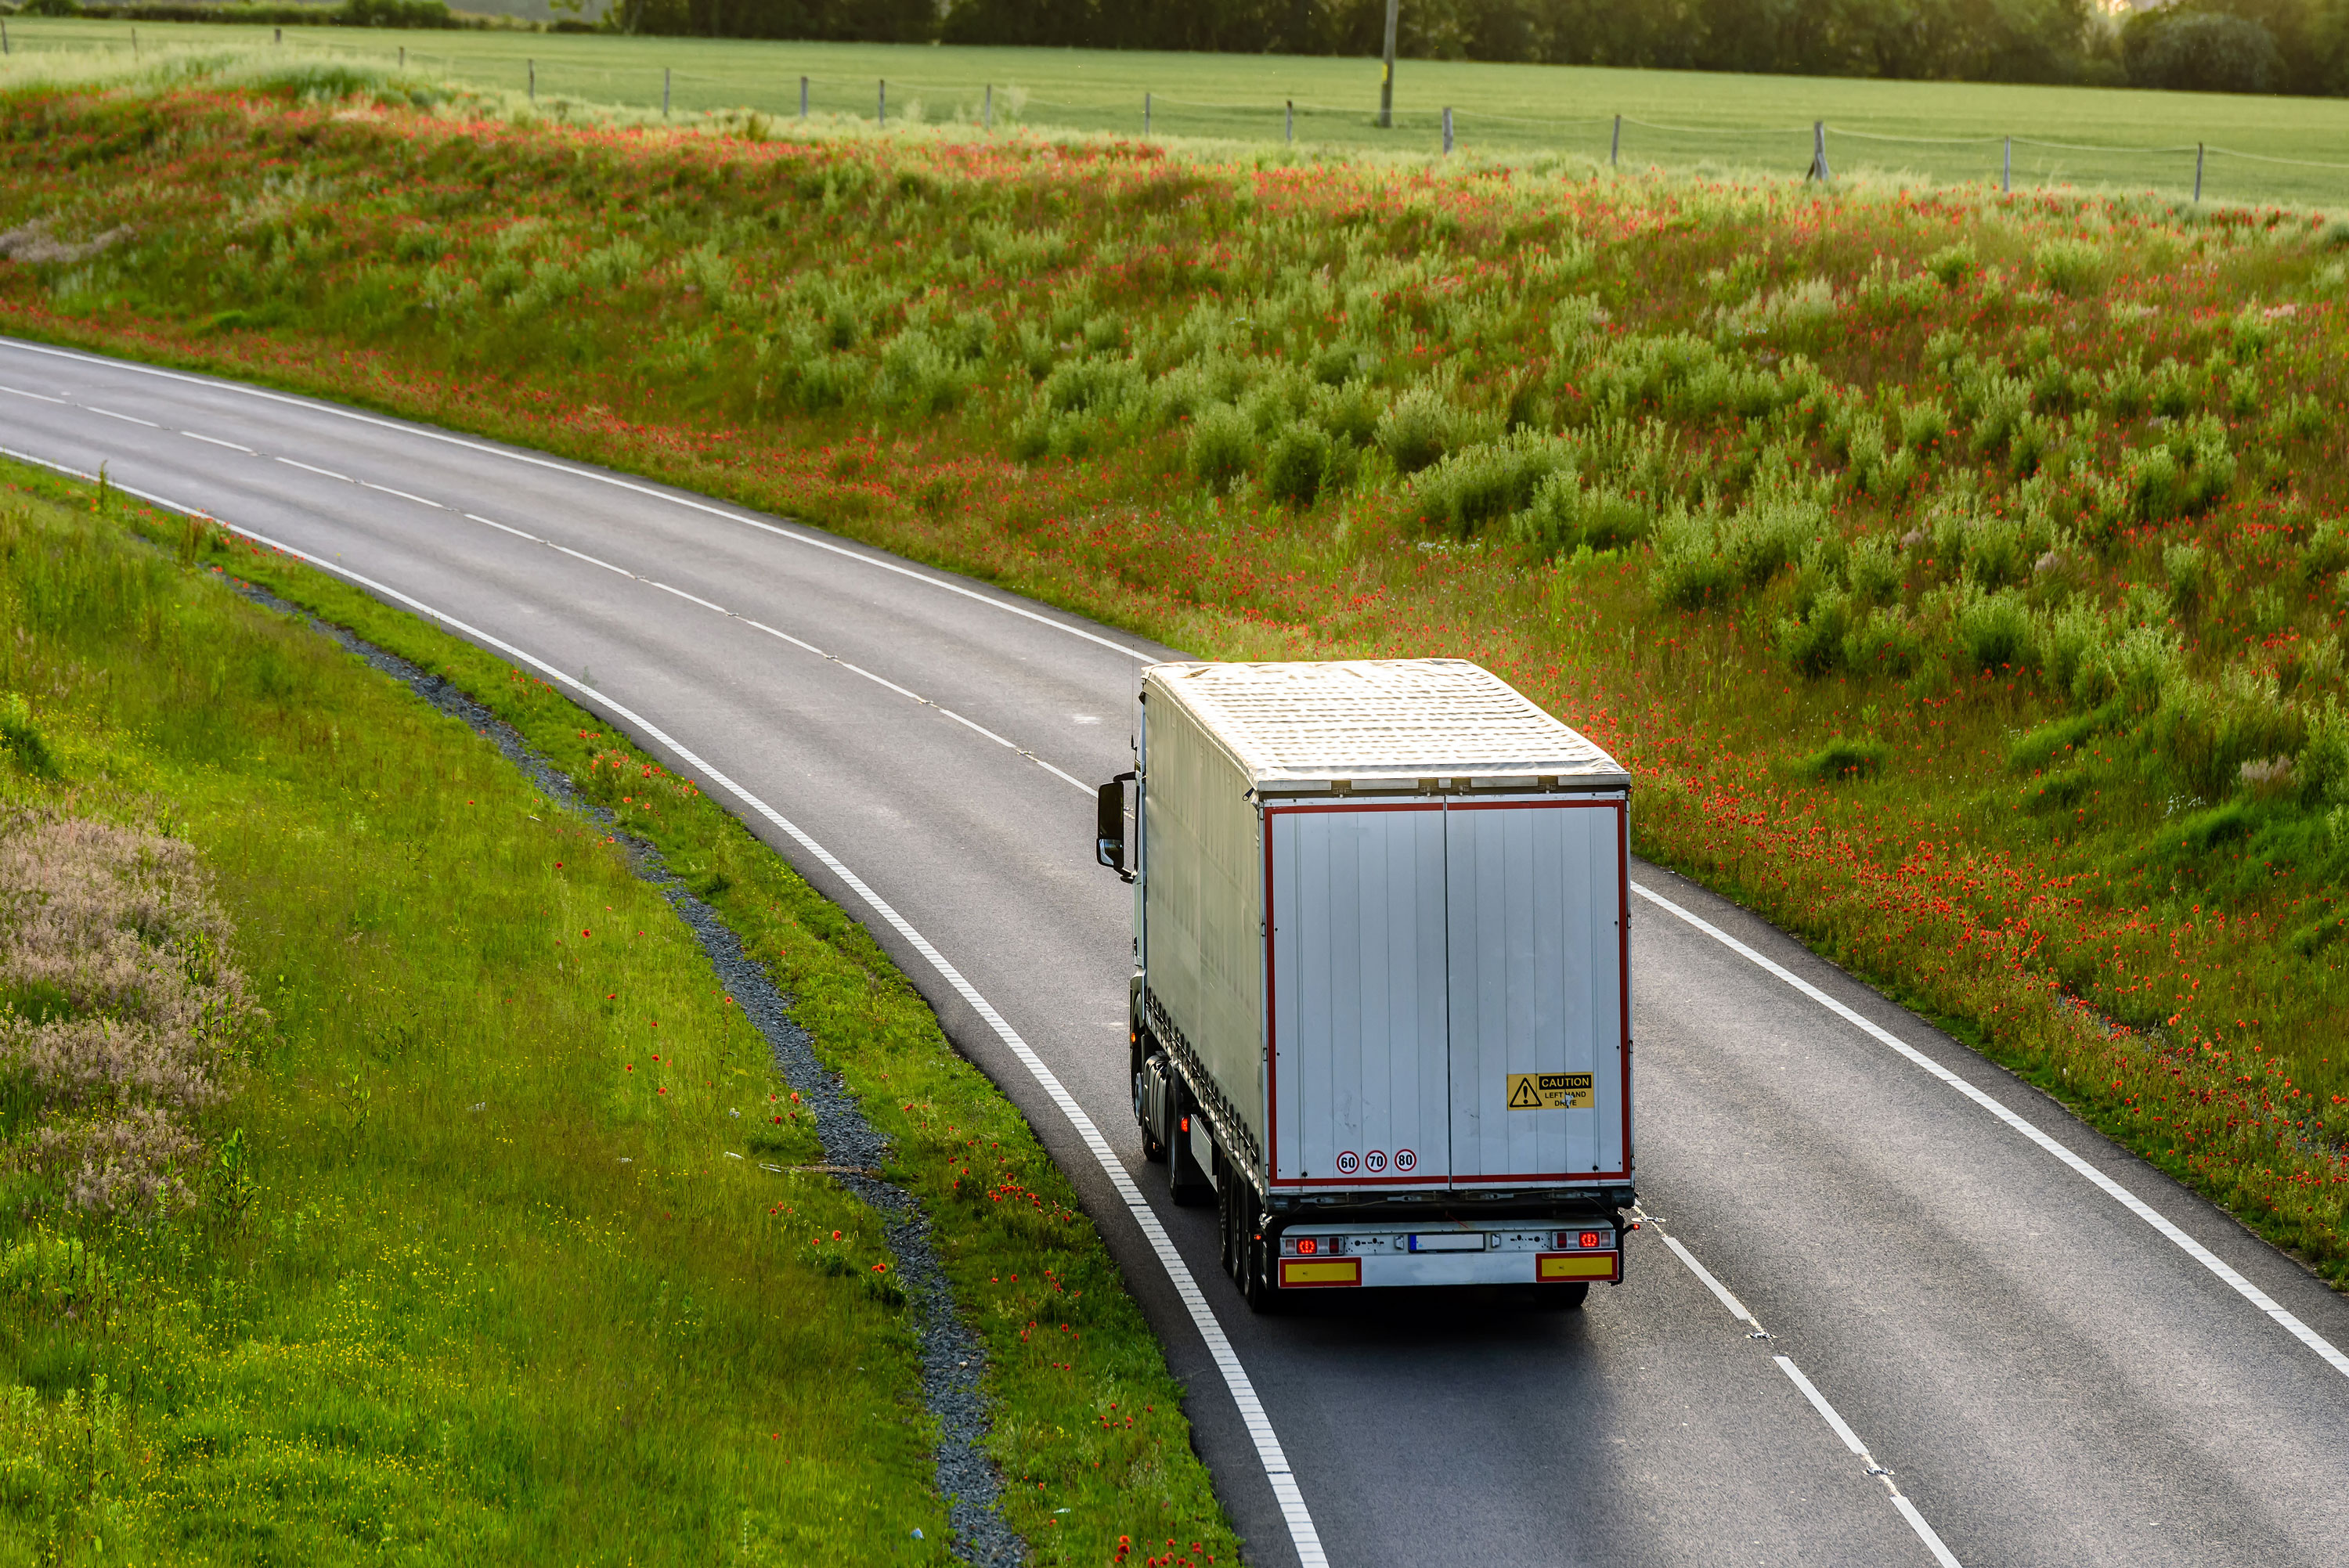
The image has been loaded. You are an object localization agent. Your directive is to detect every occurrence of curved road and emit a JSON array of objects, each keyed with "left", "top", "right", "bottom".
[{"left": 7, "top": 335, "right": 2349, "bottom": 1568}]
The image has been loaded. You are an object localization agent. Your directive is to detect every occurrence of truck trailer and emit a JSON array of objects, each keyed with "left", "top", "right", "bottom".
[{"left": 1094, "top": 658, "right": 1635, "bottom": 1310}]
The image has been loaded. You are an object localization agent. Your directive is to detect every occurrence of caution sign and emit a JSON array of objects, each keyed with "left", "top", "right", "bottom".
[{"left": 1506, "top": 1072, "right": 1594, "bottom": 1110}]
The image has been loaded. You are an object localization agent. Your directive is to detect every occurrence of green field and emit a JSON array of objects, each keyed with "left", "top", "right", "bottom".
[{"left": 9, "top": 19, "right": 2349, "bottom": 206}]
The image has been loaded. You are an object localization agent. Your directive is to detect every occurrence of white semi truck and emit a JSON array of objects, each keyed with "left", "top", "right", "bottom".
[{"left": 1094, "top": 658, "right": 1635, "bottom": 1309}]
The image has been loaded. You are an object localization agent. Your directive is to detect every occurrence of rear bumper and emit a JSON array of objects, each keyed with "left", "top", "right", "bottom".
[{"left": 1279, "top": 1249, "right": 1620, "bottom": 1289}]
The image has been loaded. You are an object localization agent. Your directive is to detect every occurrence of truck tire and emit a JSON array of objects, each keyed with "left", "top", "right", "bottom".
[
  {"left": 1133, "top": 1038, "right": 1167, "bottom": 1162},
  {"left": 1533, "top": 1281, "right": 1590, "bottom": 1311}
]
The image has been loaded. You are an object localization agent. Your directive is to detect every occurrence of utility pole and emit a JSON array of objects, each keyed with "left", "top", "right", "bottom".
[{"left": 1379, "top": 0, "right": 1398, "bottom": 129}]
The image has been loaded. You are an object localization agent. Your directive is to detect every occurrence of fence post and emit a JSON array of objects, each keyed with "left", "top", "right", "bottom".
[
  {"left": 983, "top": 83, "right": 991, "bottom": 129},
  {"left": 662, "top": 67, "right": 670, "bottom": 118},
  {"left": 1611, "top": 114, "right": 1622, "bottom": 167},
  {"left": 528, "top": 59, "right": 535, "bottom": 102},
  {"left": 2194, "top": 142, "right": 2204, "bottom": 203},
  {"left": 1806, "top": 120, "right": 1831, "bottom": 182},
  {"left": 273, "top": 26, "right": 281, "bottom": 43},
  {"left": 1442, "top": 106, "right": 1453, "bottom": 154},
  {"left": 2002, "top": 135, "right": 2011, "bottom": 194},
  {"left": 879, "top": 78, "right": 886, "bottom": 126},
  {"left": 1286, "top": 99, "right": 1294, "bottom": 143},
  {"left": 132, "top": 27, "right": 139, "bottom": 59},
  {"left": 398, "top": 45, "right": 404, "bottom": 69},
  {"left": 1145, "top": 92, "right": 1151, "bottom": 135},
  {"left": 1379, "top": 0, "right": 1398, "bottom": 128},
  {"left": 799, "top": 76, "right": 809, "bottom": 118},
  {"left": 2, "top": 22, "right": 10, "bottom": 56}
]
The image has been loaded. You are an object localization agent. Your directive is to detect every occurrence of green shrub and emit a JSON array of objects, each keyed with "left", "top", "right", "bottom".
[
  {"left": 1411, "top": 435, "right": 1572, "bottom": 538},
  {"left": 1185, "top": 403, "right": 1254, "bottom": 493},
  {"left": 1517, "top": 472, "right": 1648, "bottom": 556},
  {"left": 2008, "top": 703, "right": 2117, "bottom": 773},
  {"left": 1041, "top": 356, "right": 1142, "bottom": 417},
  {"left": 1649, "top": 507, "right": 1734, "bottom": 608},
  {"left": 1956, "top": 586, "right": 2033, "bottom": 670},
  {"left": 1777, "top": 587, "right": 1852, "bottom": 676},
  {"left": 1843, "top": 532, "right": 1903, "bottom": 606},
  {"left": 0, "top": 694, "right": 57, "bottom": 778},
  {"left": 1264, "top": 424, "right": 1335, "bottom": 509},
  {"left": 2033, "top": 240, "right": 2108, "bottom": 298},
  {"left": 1375, "top": 386, "right": 1459, "bottom": 474},
  {"left": 1925, "top": 244, "right": 1977, "bottom": 288},
  {"left": 2163, "top": 542, "right": 2212, "bottom": 621},
  {"left": 1799, "top": 737, "right": 1888, "bottom": 781},
  {"left": 1842, "top": 607, "right": 1923, "bottom": 677}
]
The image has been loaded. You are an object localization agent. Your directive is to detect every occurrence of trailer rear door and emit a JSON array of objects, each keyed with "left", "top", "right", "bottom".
[
  {"left": 1444, "top": 798, "right": 1629, "bottom": 1184},
  {"left": 1267, "top": 805, "right": 1451, "bottom": 1187}
]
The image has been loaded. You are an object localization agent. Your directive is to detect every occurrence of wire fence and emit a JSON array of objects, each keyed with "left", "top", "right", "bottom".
[{"left": 6, "top": 17, "right": 2348, "bottom": 209}]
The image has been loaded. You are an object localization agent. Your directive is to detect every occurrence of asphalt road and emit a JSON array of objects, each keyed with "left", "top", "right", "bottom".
[{"left": 8, "top": 334, "right": 2349, "bottom": 1568}]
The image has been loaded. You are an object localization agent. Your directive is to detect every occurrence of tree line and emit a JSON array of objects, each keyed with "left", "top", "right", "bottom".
[{"left": 605, "top": 0, "right": 2349, "bottom": 96}]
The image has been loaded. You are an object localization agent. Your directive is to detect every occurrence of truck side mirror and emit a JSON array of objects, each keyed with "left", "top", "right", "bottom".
[{"left": 1096, "top": 772, "right": 1135, "bottom": 882}]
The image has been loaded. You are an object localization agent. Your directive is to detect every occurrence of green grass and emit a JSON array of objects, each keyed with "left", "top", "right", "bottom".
[
  {"left": 0, "top": 463, "right": 1236, "bottom": 1563},
  {"left": 9, "top": 19, "right": 2349, "bottom": 205}
]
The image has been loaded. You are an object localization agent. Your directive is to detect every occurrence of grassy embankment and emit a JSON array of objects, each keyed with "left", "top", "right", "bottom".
[
  {"left": 9, "top": 20, "right": 2349, "bottom": 202},
  {"left": 0, "top": 461, "right": 1236, "bottom": 1564},
  {"left": 1, "top": 56, "right": 2344, "bottom": 1286}
]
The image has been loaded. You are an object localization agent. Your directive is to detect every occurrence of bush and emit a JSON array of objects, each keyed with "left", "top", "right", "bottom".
[
  {"left": 2127, "top": 11, "right": 2282, "bottom": 93},
  {"left": 1799, "top": 737, "right": 1887, "bottom": 781},
  {"left": 1375, "top": 386, "right": 1459, "bottom": 475},
  {"left": 1410, "top": 435, "right": 1572, "bottom": 538},
  {"left": 1777, "top": 588, "right": 1852, "bottom": 676},
  {"left": 1185, "top": 404, "right": 1254, "bottom": 493},
  {"left": 2032, "top": 240, "right": 2108, "bottom": 299},
  {"left": 1649, "top": 507, "right": 1734, "bottom": 609},
  {"left": 1517, "top": 472, "right": 1647, "bottom": 556},
  {"left": 1842, "top": 607, "right": 1922, "bottom": 678},
  {"left": 1956, "top": 587, "right": 2033, "bottom": 670},
  {"left": 1264, "top": 424, "right": 1334, "bottom": 509},
  {"left": 0, "top": 695, "right": 58, "bottom": 779}
]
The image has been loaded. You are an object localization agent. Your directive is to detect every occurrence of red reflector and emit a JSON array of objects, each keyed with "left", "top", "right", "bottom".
[
  {"left": 1296, "top": 1237, "right": 1319, "bottom": 1255},
  {"left": 1580, "top": 1231, "right": 1601, "bottom": 1249},
  {"left": 1179, "top": 1116, "right": 1189, "bottom": 1133}
]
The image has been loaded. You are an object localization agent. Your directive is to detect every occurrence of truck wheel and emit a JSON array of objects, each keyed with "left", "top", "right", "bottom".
[
  {"left": 1242, "top": 1231, "right": 1282, "bottom": 1314},
  {"left": 1533, "top": 1281, "right": 1590, "bottom": 1311},
  {"left": 1135, "top": 1065, "right": 1166, "bottom": 1162}
]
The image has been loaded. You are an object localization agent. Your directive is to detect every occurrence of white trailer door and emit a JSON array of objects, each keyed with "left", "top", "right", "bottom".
[
  {"left": 1268, "top": 805, "right": 1450, "bottom": 1188},
  {"left": 1445, "top": 800, "right": 1628, "bottom": 1184}
]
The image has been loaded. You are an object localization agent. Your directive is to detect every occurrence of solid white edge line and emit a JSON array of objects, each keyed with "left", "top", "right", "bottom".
[
  {"left": 1893, "top": 1497, "right": 1967, "bottom": 1568},
  {"left": 9, "top": 450, "right": 1328, "bottom": 1567},
  {"left": 180, "top": 431, "right": 255, "bottom": 453},
  {"left": 1632, "top": 880, "right": 2349, "bottom": 1384},
  {"left": 4, "top": 336, "right": 1158, "bottom": 665}
]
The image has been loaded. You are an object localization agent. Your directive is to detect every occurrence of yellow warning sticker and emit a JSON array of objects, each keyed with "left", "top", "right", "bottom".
[{"left": 1506, "top": 1072, "right": 1594, "bottom": 1110}]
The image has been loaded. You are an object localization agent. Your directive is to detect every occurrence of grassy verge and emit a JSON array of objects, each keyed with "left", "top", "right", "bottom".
[
  {"left": 0, "top": 58, "right": 2342, "bottom": 1288},
  {"left": 0, "top": 460, "right": 1236, "bottom": 1564}
]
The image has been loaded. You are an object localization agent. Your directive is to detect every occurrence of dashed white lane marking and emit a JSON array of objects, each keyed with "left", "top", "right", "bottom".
[
  {"left": 0, "top": 384, "right": 66, "bottom": 403},
  {"left": 460, "top": 510, "right": 1092, "bottom": 796},
  {"left": 5, "top": 337, "right": 1156, "bottom": 664},
  {"left": 5, "top": 452, "right": 1330, "bottom": 1566},
  {"left": 362, "top": 480, "right": 444, "bottom": 510},
  {"left": 180, "top": 431, "right": 255, "bottom": 453},
  {"left": 1639, "top": 1207, "right": 1961, "bottom": 1567},
  {"left": 1633, "top": 880, "right": 2349, "bottom": 1386},
  {"left": 276, "top": 456, "right": 353, "bottom": 483},
  {"left": 85, "top": 406, "right": 158, "bottom": 428}
]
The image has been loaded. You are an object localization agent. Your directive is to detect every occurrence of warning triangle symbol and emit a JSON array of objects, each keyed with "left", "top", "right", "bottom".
[{"left": 1507, "top": 1076, "right": 1543, "bottom": 1109}]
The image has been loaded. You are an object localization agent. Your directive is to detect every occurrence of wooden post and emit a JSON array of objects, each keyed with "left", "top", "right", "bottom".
[
  {"left": 2194, "top": 142, "right": 2205, "bottom": 203},
  {"left": 1286, "top": 100, "right": 1294, "bottom": 143},
  {"left": 1806, "top": 121, "right": 1831, "bottom": 182},
  {"left": 528, "top": 59, "right": 536, "bottom": 102},
  {"left": 800, "top": 76, "right": 809, "bottom": 117},
  {"left": 398, "top": 45, "right": 405, "bottom": 69},
  {"left": 1611, "top": 113, "right": 1621, "bottom": 167},
  {"left": 1145, "top": 92, "right": 1151, "bottom": 135},
  {"left": 983, "top": 83, "right": 992, "bottom": 129},
  {"left": 2002, "top": 135, "right": 2012, "bottom": 194},
  {"left": 1442, "top": 106, "right": 1453, "bottom": 154},
  {"left": 2, "top": 22, "right": 11, "bottom": 56},
  {"left": 273, "top": 26, "right": 282, "bottom": 43},
  {"left": 1378, "top": 0, "right": 1398, "bottom": 128},
  {"left": 132, "top": 26, "right": 139, "bottom": 59},
  {"left": 878, "top": 78, "right": 886, "bottom": 126}
]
